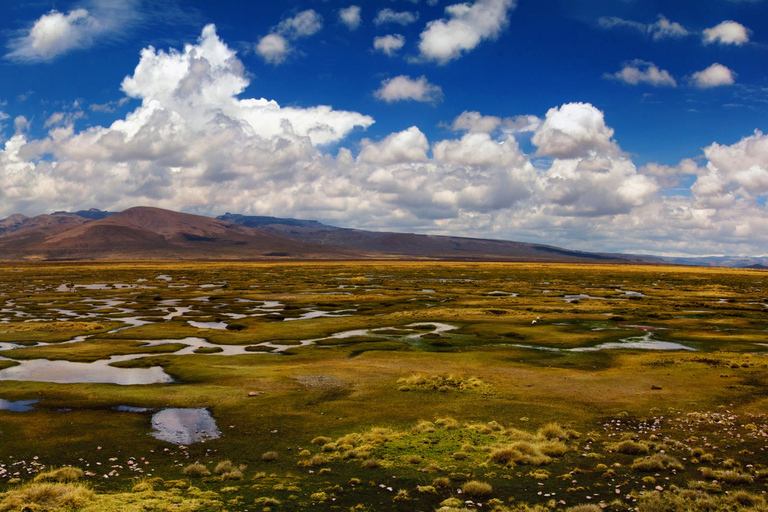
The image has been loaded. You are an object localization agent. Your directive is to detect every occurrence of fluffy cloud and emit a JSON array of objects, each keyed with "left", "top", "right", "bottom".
[
  {"left": 373, "top": 34, "right": 406, "bottom": 56},
  {"left": 451, "top": 111, "right": 501, "bottom": 133},
  {"left": 121, "top": 24, "right": 372, "bottom": 147},
  {"left": 703, "top": 130, "right": 768, "bottom": 195},
  {"left": 532, "top": 103, "right": 620, "bottom": 159},
  {"left": 598, "top": 14, "right": 689, "bottom": 41},
  {"left": 256, "top": 9, "right": 323, "bottom": 65},
  {"left": 5, "top": 26, "right": 768, "bottom": 256},
  {"left": 276, "top": 9, "right": 323, "bottom": 38},
  {"left": 374, "top": 9, "right": 419, "bottom": 26},
  {"left": 703, "top": 20, "right": 751, "bottom": 45},
  {"left": 256, "top": 34, "right": 290, "bottom": 65},
  {"left": 374, "top": 75, "right": 443, "bottom": 103},
  {"left": 6, "top": 0, "right": 140, "bottom": 62},
  {"left": 358, "top": 127, "right": 429, "bottom": 164},
  {"left": 691, "top": 63, "right": 736, "bottom": 88},
  {"left": 418, "top": 0, "right": 516, "bottom": 64},
  {"left": 339, "top": 6, "right": 362, "bottom": 30},
  {"left": 606, "top": 60, "right": 677, "bottom": 87}
]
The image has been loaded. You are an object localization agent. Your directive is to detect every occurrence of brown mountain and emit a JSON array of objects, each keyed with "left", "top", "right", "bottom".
[
  {"left": 219, "top": 213, "right": 661, "bottom": 263},
  {"left": 0, "top": 207, "right": 367, "bottom": 261},
  {"left": 0, "top": 206, "right": 662, "bottom": 263}
]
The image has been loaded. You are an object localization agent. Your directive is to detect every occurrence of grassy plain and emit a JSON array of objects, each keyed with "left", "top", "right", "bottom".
[{"left": 0, "top": 261, "right": 766, "bottom": 511}]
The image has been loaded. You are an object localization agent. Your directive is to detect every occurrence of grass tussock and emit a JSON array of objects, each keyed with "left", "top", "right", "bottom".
[
  {"left": 261, "top": 451, "right": 279, "bottom": 462},
  {"left": 396, "top": 374, "right": 493, "bottom": 393},
  {"left": 0, "top": 482, "right": 94, "bottom": 511},
  {"left": 631, "top": 453, "right": 684, "bottom": 472},
  {"left": 461, "top": 480, "right": 493, "bottom": 498},
  {"left": 213, "top": 460, "right": 245, "bottom": 480},
  {"left": 699, "top": 467, "right": 754, "bottom": 484},
  {"left": 33, "top": 467, "right": 84, "bottom": 483},
  {"left": 610, "top": 440, "right": 650, "bottom": 455},
  {"left": 637, "top": 488, "right": 767, "bottom": 512},
  {"left": 181, "top": 463, "right": 210, "bottom": 477}
]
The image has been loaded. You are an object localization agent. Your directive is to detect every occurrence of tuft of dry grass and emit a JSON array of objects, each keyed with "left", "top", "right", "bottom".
[
  {"left": 631, "top": 454, "right": 684, "bottom": 472},
  {"left": 261, "top": 451, "right": 279, "bottom": 462},
  {"left": 33, "top": 467, "right": 84, "bottom": 483},
  {"left": 611, "top": 440, "right": 650, "bottom": 455},
  {"left": 213, "top": 460, "right": 245, "bottom": 480},
  {"left": 0, "top": 482, "right": 94, "bottom": 511},
  {"left": 181, "top": 462, "right": 210, "bottom": 477},
  {"left": 461, "top": 480, "right": 493, "bottom": 498}
]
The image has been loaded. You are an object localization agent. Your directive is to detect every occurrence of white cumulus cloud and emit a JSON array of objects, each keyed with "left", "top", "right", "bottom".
[
  {"left": 532, "top": 102, "right": 620, "bottom": 159},
  {"left": 339, "top": 6, "right": 362, "bottom": 30},
  {"left": 6, "top": 0, "right": 141, "bottom": 63},
  {"left": 418, "top": 0, "right": 516, "bottom": 64},
  {"left": 373, "top": 34, "right": 406, "bottom": 56},
  {"left": 606, "top": 60, "right": 677, "bottom": 87},
  {"left": 691, "top": 63, "right": 736, "bottom": 88},
  {"left": 358, "top": 127, "right": 429, "bottom": 164},
  {"left": 256, "top": 34, "right": 290, "bottom": 65},
  {"left": 256, "top": 9, "right": 323, "bottom": 65},
  {"left": 4, "top": 25, "right": 768, "bottom": 256},
  {"left": 374, "top": 75, "right": 443, "bottom": 103},
  {"left": 703, "top": 20, "right": 751, "bottom": 45}
]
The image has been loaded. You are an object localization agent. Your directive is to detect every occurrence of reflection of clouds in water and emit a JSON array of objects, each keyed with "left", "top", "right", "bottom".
[
  {"left": 0, "top": 354, "right": 173, "bottom": 385},
  {"left": 150, "top": 408, "right": 220, "bottom": 445},
  {"left": 0, "top": 398, "right": 37, "bottom": 412}
]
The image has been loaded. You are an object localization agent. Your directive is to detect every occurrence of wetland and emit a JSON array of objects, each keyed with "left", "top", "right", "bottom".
[{"left": 0, "top": 261, "right": 766, "bottom": 511}]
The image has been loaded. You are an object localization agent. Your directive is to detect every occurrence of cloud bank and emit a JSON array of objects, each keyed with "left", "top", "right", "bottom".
[{"left": 2, "top": 25, "right": 768, "bottom": 256}]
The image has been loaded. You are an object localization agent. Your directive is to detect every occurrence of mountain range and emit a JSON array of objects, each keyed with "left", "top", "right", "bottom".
[{"left": 0, "top": 206, "right": 739, "bottom": 265}]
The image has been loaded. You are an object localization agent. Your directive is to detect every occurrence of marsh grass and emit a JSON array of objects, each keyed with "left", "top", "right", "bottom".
[
  {"left": 461, "top": 480, "right": 492, "bottom": 497},
  {"left": 2, "top": 262, "right": 768, "bottom": 511},
  {"left": 396, "top": 374, "right": 493, "bottom": 393},
  {"left": 32, "top": 467, "right": 83, "bottom": 483},
  {"left": 631, "top": 453, "right": 684, "bottom": 472},
  {"left": 181, "top": 462, "right": 210, "bottom": 477},
  {"left": 0, "top": 482, "right": 94, "bottom": 511}
]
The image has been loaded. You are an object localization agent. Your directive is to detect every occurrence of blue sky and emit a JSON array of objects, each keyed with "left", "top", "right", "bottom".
[{"left": 0, "top": 0, "right": 767, "bottom": 256}]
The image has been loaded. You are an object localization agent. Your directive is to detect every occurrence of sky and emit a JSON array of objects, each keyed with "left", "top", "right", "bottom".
[{"left": 0, "top": 0, "right": 767, "bottom": 257}]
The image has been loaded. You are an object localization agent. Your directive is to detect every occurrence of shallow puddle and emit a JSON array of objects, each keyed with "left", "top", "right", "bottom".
[
  {"left": 188, "top": 320, "right": 228, "bottom": 330},
  {"left": 511, "top": 332, "right": 694, "bottom": 353},
  {"left": 0, "top": 354, "right": 173, "bottom": 385},
  {"left": 150, "top": 408, "right": 221, "bottom": 445},
  {"left": 0, "top": 398, "right": 38, "bottom": 412}
]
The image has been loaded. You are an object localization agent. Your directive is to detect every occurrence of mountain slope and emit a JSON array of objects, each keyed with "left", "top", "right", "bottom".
[
  {"left": 0, "top": 207, "right": 367, "bottom": 261},
  {"left": 219, "top": 213, "right": 660, "bottom": 263},
  {"left": 0, "top": 207, "right": 662, "bottom": 262}
]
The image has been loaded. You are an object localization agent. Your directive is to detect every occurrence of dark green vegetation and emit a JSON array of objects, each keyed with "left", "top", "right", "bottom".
[{"left": 0, "top": 262, "right": 766, "bottom": 511}]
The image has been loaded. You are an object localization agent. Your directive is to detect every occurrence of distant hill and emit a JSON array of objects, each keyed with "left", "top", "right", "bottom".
[
  {"left": 662, "top": 255, "right": 768, "bottom": 268},
  {"left": 0, "top": 207, "right": 366, "bottom": 261},
  {"left": 0, "top": 206, "right": 662, "bottom": 262},
  {"left": 217, "top": 214, "right": 660, "bottom": 263},
  {"left": 52, "top": 208, "right": 116, "bottom": 220}
]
